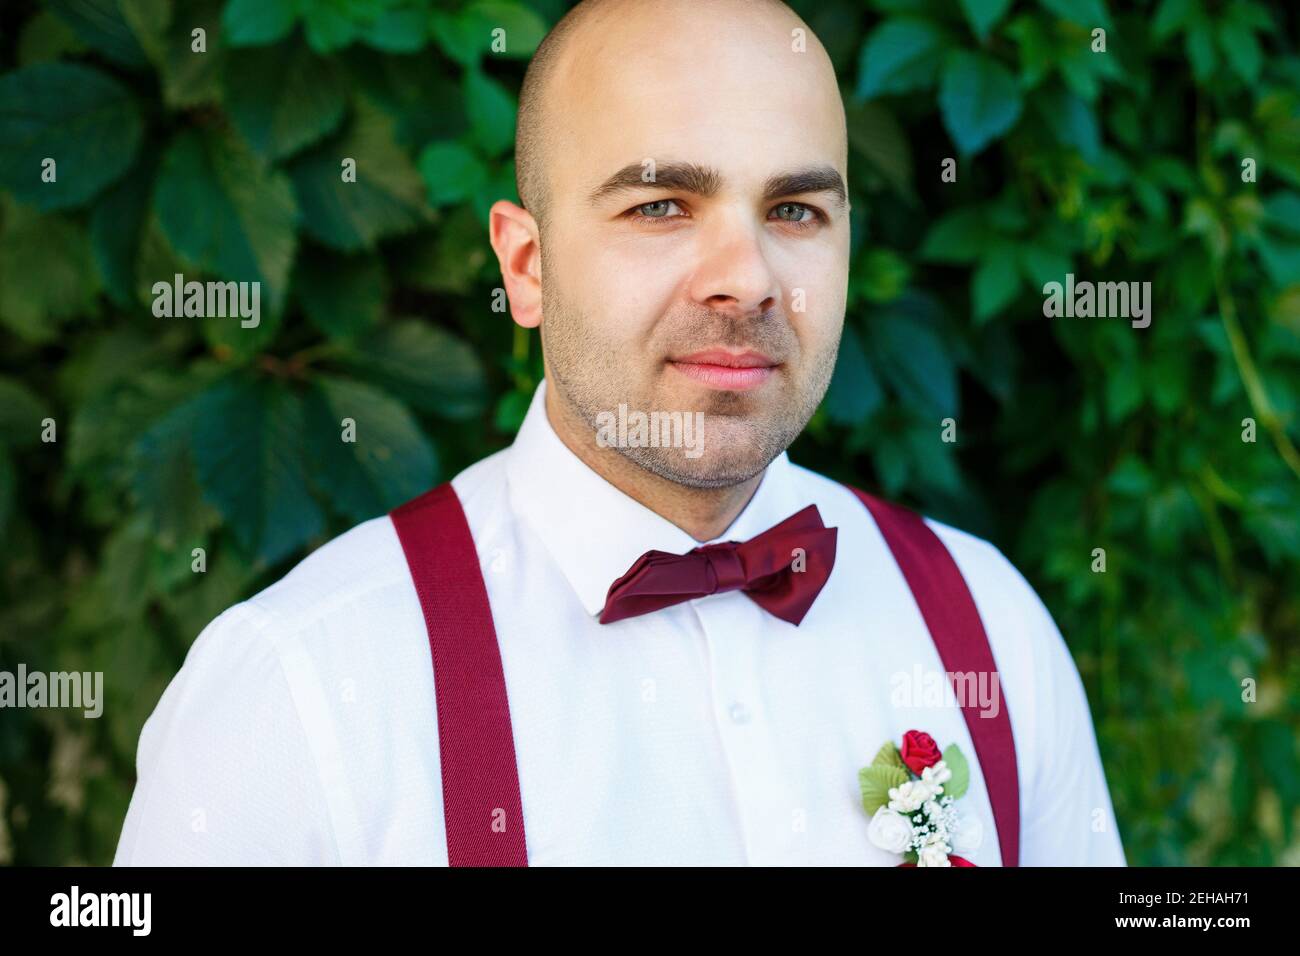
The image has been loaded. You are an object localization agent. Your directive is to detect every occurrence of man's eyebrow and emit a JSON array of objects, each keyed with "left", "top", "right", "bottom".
[
  {"left": 587, "top": 162, "right": 722, "bottom": 206},
  {"left": 587, "top": 161, "right": 847, "bottom": 210},
  {"left": 763, "top": 166, "right": 847, "bottom": 210}
]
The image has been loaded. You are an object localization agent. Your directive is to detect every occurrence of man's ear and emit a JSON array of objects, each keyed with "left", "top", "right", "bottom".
[{"left": 488, "top": 200, "right": 543, "bottom": 329}]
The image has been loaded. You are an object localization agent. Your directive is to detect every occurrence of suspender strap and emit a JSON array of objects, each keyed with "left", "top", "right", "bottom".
[
  {"left": 391, "top": 483, "right": 529, "bottom": 867},
  {"left": 846, "top": 486, "right": 1021, "bottom": 867}
]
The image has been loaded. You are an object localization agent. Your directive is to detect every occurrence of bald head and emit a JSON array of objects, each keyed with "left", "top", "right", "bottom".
[
  {"left": 489, "top": 0, "right": 852, "bottom": 494},
  {"left": 514, "top": 0, "right": 842, "bottom": 236}
]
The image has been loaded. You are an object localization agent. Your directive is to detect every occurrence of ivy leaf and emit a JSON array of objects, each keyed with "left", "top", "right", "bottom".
[
  {"left": 154, "top": 127, "right": 300, "bottom": 312},
  {"left": 1152, "top": 0, "right": 1194, "bottom": 41},
  {"left": 845, "top": 101, "right": 913, "bottom": 198},
  {"left": 939, "top": 51, "right": 1023, "bottom": 156},
  {"left": 48, "top": 0, "right": 150, "bottom": 67},
  {"left": 1036, "top": 0, "right": 1112, "bottom": 31},
  {"left": 301, "top": 2, "right": 362, "bottom": 54},
  {"left": 223, "top": 39, "right": 348, "bottom": 161},
  {"left": 130, "top": 393, "right": 219, "bottom": 549},
  {"left": 16, "top": 11, "right": 88, "bottom": 66},
  {"left": 431, "top": 2, "right": 548, "bottom": 65},
  {"left": 159, "top": 0, "right": 224, "bottom": 107},
  {"left": 304, "top": 376, "right": 438, "bottom": 522},
  {"left": 464, "top": 1, "right": 548, "bottom": 59},
  {"left": 870, "top": 293, "right": 959, "bottom": 416},
  {"left": 0, "top": 62, "right": 143, "bottom": 210},
  {"left": 360, "top": 6, "right": 429, "bottom": 53},
  {"left": 190, "top": 375, "right": 325, "bottom": 565},
  {"left": 0, "top": 375, "right": 49, "bottom": 447},
  {"left": 860, "top": 764, "right": 910, "bottom": 815},
  {"left": 857, "top": 18, "right": 949, "bottom": 99},
  {"left": 293, "top": 247, "right": 388, "bottom": 341},
  {"left": 853, "top": 248, "right": 912, "bottom": 304},
  {"left": 826, "top": 323, "right": 884, "bottom": 425},
  {"left": 465, "top": 67, "right": 517, "bottom": 157},
  {"left": 973, "top": 246, "right": 1022, "bottom": 322},
  {"left": 430, "top": 10, "right": 487, "bottom": 67},
  {"left": 90, "top": 154, "right": 156, "bottom": 308},
  {"left": 343, "top": 47, "right": 469, "bottom": 148},
  {"left": 334, "top": 319, "right": 488, "bottom": 419},
  {"left": 1218, "top": 18, "right": 1262, "bottom": 86},
  {"left": 120, "top": 0, "right": 172, "bottom": 64},
  {"left": 919, "top": 207, "right": 987, "bottom": 263},
  {"left": 942, "top": 743, "right": 971, "bottom": 799},
  {"left": 200, "top": 297, "right": 285, "bottom": 361},
  {"left": 959, "top": 0, "right": 1012, "bottom": 41},
  {"left": 0, "top": 198, "right": 100, "bottom": 342},
  {"left": 1017, "top": 242, "right": 1073, "bottom": 290},
  {"left": 418, "top": 140, "right": 490, "bottom": 207},
  {"left": 1184, "top": 19, "right": 1219, "bottom": 85},
  {"left": 1264, "top": 192, "right": 1300, "bottom": 237},
  {"left": 223, "top": 0, "right": 297, "bottom": 47},
  {"left": 1036, "top": 86, "right": 1100, "bottom": 161},
  {"left": 1256, "top": 239, "right": 1300, "bottom": 286},
  {"left": 391, "top": 210, "right": 488, "bottom": 294},
  {"left": 289, "top": 98, "right": 431, "bottom": 252}
]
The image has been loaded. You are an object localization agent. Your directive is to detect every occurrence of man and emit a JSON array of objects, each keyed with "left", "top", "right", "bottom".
[{"left": 115, "top": 0, "right": 1125, "bottom": 866}]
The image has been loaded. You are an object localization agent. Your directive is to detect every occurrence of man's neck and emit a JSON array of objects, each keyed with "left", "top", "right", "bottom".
[{"left": 543, "top": 382, "right": 763, "bottom": 542}]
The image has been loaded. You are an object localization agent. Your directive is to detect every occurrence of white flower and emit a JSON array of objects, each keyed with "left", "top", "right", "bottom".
[
  {"left": 917, "top": 832, "right": 953, "bottom": 867},
  {"left": 951, "top": 814, "right": 984, "bottom": 854},
  {"left": 921, "top": 761, "right": 951, "bottom": 788},
  {"left": 866, "top": 806, "right": 913, "bottom": 854},
  {"left": 918, "top": 845, "right": 952, "bottom": 867},
  {"left": 887, "top": 780, "right": 932, "bottom": 813}
]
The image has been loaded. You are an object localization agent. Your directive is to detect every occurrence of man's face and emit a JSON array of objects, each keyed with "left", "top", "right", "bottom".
[{"left": 537, "top": 1, "right": 851, "bottom": 488}]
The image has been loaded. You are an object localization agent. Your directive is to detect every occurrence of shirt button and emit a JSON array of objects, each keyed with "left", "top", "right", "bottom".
[
  {"left": 488, "top": 549, "right": 507, "bottom": 574},
  {"left": 728, "top": 701, "right": 750, "bottom": 724}
]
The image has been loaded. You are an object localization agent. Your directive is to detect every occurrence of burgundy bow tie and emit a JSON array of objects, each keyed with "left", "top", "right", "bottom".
[{"left": 598, "top": 505, "right": 838, "bottom": 626}]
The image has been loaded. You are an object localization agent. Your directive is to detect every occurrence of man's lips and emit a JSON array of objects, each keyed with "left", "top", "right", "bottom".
[{"left": 667, "top": 349, "right": 779, "bottom": 391}]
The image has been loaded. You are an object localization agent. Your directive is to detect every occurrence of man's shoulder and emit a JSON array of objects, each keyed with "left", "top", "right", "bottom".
[
  {"left": 244, "top": 446, "right": 513, "bottom": 628},
  {"left": 246, "top": 512, "right": 411, "bottom": 632}
]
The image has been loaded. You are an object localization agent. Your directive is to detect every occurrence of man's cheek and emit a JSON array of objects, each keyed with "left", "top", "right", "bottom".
[{"left": 595, "top": 282, "right": 673, "bottom": 343}]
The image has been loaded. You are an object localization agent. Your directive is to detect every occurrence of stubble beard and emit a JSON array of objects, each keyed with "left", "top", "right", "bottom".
[{"left": 539, "top": 277, "right": 839, "bottom": 490}]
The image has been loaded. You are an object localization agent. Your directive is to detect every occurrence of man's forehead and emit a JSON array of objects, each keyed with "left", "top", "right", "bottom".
[{"left": 550, "top": 49, "right": 844, "bottom": 209}]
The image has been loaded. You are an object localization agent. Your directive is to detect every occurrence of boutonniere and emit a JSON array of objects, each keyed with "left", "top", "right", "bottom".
[{"left": 859, "top": 729, "right": 984, "bottom": 867}]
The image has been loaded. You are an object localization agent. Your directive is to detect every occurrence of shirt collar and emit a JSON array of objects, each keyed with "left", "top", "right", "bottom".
[{"left": 504, "top": 379, "right": 810, "bottom": 618}]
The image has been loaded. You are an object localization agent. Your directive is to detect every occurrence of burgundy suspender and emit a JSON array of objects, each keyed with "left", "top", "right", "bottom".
[
  {"left": 390, "top": 483, "right": 529, "bottom": 867},
  {"left": 391, "top": 481, "right": 1019, "bottom": 867},
  {"left": 846, "top": 486, "right": 1021, "bottom": 867}
]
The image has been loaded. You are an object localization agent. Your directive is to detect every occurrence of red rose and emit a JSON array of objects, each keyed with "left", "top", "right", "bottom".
[{"left": 900, "top": 730, "right": 942, "bottom": 774}]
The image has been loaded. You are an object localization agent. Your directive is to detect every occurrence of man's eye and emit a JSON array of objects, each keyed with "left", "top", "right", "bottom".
[
  {"left": 633, "top": 199, "right": 681, "bottom": 219},
  {"left": 772, "top": 202, "right": 815, "bottom": 223}
]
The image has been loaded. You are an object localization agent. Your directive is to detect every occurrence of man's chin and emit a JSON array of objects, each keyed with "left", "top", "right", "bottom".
[
  {"left": 615, "top": 418, "right": 785, "bottom": 489},
  {"left": 626, "top": 453, "right": 767, "bottom": 490}
]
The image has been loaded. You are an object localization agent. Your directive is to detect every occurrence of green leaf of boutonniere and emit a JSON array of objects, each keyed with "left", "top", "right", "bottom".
[
  {"left": 859, "top": 763, "right": 909, "bottom": 815},
  {"left": 870, "top": 741, "right": 906, "bottom": 770},
  {"left": 942, "top": 743, "right": 970, "bottom": 799}
]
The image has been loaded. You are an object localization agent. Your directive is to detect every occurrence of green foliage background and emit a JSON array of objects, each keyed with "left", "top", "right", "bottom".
[{"left": 0, "top": 0, "right": 1297, "bottom": 866}]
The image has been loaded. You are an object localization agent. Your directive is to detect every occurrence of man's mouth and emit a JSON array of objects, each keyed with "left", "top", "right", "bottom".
[{"left": 666, "top": 349, "right": 779, "bottom": 391}]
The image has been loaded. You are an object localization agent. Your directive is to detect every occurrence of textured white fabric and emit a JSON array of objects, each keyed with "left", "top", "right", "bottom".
[{"left": 114, "top": 379, "right": 1126, "bottom": 866}]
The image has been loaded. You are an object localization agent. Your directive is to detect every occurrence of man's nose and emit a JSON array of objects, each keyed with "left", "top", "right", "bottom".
[{"left": 685, "top": 211, "right": 782, "bottom": 319}]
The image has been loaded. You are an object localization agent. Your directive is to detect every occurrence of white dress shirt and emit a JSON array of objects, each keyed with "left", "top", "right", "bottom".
[{"left": 114, "top": 379, "right": 1126, "bottom": 866}]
